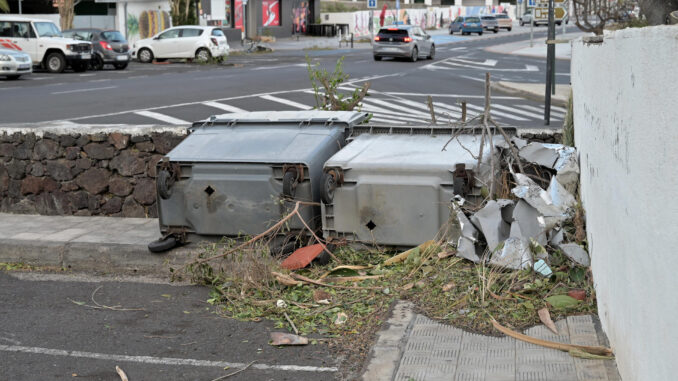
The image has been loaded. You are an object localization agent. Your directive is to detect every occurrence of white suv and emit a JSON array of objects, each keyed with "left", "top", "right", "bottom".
[
  {"left": 132, "top": 26, "right": 228, "bottom": 63},
  {"left": 0, "top": 16, "right": 92, "bottom": 73}
]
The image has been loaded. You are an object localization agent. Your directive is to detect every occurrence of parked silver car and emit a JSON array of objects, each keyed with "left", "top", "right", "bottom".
[
  {"left": 0, "top": 48, "right": 32, "bottom": 79},
  {"left": 480, "top": 15, "right": 499, "bottom": 33},
  {"left": 373, "top": 25, "right": 435, "bottom": 62}
]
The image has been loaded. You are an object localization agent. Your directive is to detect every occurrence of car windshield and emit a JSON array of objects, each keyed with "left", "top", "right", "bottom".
[
  {"left": 34, "top": 22, "right": 62, "bottom": 37},
  {"left": 211, "top": 29, "right": 225, "bottom": 37},
  {"left": 466, "top": 17, "right": 481, "bottom": 22},
  {"left": 101, "top": 31, "right": 125, "bottom": 42},
  {"left": 481, "top": 16, "right": 495, "bottom": 20}
]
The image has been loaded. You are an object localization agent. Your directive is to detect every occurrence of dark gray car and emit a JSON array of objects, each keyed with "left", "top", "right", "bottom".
[
  {"left": 373, "top": 25, "right": 435, "bottom": 62},
  {"left": 62, "top": 28, "right": 130, "bottom": 70}
]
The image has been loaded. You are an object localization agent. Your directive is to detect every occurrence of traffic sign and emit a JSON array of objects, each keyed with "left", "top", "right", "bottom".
[{"left": 367, "top": 0, "right": 377, "bottom": 8}]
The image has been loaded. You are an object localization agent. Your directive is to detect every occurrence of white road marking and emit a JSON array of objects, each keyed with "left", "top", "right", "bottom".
[
  {"left": 0, "top": 344, "right": 337, "bottom": 373},
  {"left": 51, "top": 86, "right": 116, "bottom": 95},
  {"left": 369, "top": 116, "right": 407, "bottom": 124},
  {"left": 552, "top": 105, "right": 567, "bottom": 113},
  {"left": 202, "top": 101, "right": 247, "bottom": 113},
  {"left": 449, "top": 47, "right": 466, "bottom": 51},
  {"left": 379, "top": 91, "right": 519, "bottom": 100},
  {"left": 464, "top": 103, "right": 529, "bottom": 121},
  {"left": 134, "top": 111, "right": 189, "bottom": 125},
  {"left": 128, "top": 75, "right": 148, "bottom": 79},
  {"left": 0, "top": 86, "right": 19, "bottom": 90},
  {"left": 259, "top": 94, "right": 313, "bottom": 110},
  {"left": 457, "top": 75, "right": 487, "bottom": 83},
  {"left": 360, "top": 105, "right": 429, "bottom": 123},
  {"left": 361, "top": 98, "right": 432, "bottom": 118},
  {"left": 251, "top": 63, "right": 307, "bottom": 71},
  {"left": 439, "top": 60, "right": 540, "bottom": 72},
  {"left": 448, "top": 58, "right": 498, "bottom": 66},
  {"left": 556, "top": 72, "right": 570, "bottom": 76},
  {"left": 79, "top": 73, "right": 96, "bottom": 77},
  {"left": 88, "top": 78, "right": 112, "bottom": 82},
  {"left": 29, "top": 77, "right": 49, "bottom": 80},
  {"left": 516, "top": 104, "right": 565, "bottom": 118},
  {"left": 492, "top": 103, "right": 547, "bottom": 119},
  {"left": 431, "top": 102, "right": 463, "bottom": 118}
]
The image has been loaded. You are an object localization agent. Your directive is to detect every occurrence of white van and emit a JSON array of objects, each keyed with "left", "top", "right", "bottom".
[{"left": 0, "top": 16, "right": 93, "bottom": 73}]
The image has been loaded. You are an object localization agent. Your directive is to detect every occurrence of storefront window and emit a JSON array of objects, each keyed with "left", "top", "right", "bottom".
[{"left": 262, "top": 0, "right": 280, "bottom": 27}]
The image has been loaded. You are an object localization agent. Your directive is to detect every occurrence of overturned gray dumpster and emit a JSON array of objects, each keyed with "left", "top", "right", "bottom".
[
  {"left": 320, "top": 128, "right": 504, "bottom": 247},
  {"left": 149, "top": 111, "right": 369, "bottom": 252}
]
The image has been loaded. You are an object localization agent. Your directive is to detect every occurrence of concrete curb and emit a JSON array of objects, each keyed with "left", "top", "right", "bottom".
[
  {"left": 0, "top": 239, "right": 194, "bottom": 275},
  {"left": 361, "top": 301, "right": 415, "bottom": 380},
  {"left": 491, "top": 81, "right": 569, "bottom": 108}
]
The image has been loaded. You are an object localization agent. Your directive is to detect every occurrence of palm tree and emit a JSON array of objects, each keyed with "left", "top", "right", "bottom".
[{"left": 0, "top": 0, "right": 10, "bottom": 13}]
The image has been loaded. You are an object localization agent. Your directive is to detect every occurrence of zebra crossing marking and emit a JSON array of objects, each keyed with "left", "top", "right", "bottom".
[
  {"left": 134, "top": 111, "right": 189, "bottom": 125},
  {"left": 202, "top": 101, "right": 247, "bottom": 113}
]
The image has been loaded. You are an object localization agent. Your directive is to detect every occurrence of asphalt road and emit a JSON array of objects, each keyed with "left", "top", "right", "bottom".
[
  {"left": 0, "top": 271, "right": 338, "bottom": 381},
  {"left": 0, "top": 26, "right": 575, "bottom": 128}
]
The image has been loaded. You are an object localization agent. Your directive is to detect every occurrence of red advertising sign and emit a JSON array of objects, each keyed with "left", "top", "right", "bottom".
[
  {"left": 234, "top": 0, "right": 244, "bottom": 31},
  {"left": 262, "top": 0, "right": 280, "bottom": 27}
]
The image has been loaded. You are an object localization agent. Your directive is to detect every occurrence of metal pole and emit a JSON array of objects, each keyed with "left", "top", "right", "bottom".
[
  {"left": 369, "top": 9, "right": 374, "bottom": 44},
  {"left": 544, "top": 0, "right": 555, "bottom": 125},
  {"left": 530, "top": 13, "right": 534, "bottom": 47},
  {"left": 18, "top": 0, "right": 22, "bottom": 14}
]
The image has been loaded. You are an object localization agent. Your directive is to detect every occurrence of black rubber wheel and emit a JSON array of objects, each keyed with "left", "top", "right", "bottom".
[
  {"left": 72, "top": 62, "right": 88, "bottom": 72},
  {"left": 148, "top": 236, "right": 177, "bottom": 253},
  {"left": 556, "top": 21, "right": 562, "bottom": 26},
  {"left": 508, "top": 27, "right": 512, "bottom": 31},
  {"left": 5, "top": 75, "right": 20, "bottom": 80},
  {"left": 493, "top": 28, "right": 498, "bottom": 33},
  {"left": 195, "top": 48, "right": 211, "bottom": 62},
  {"left": 138, "top": 48, "right": 153, "bottom": 63},
  {"left": 449, "top": 29, "right": 454, "bottom": 34},
  {"left": 410, "top": 47, "right": 418, "bottom": 62},
  {"left": 313, "top": 250, "right": 331, "bottom": 266},
  {"left": 92, "top": 55, "right": 104, "bottom": 70},
  {"left": 45, "top": 52, "right": 66, "bottom": 73},
  {"left": 373, "top": 55, "right": 382, "bottom": 61},
  {"left": 157, "top": 170, "right": 173, "bottom": 200},
  {"left": 520, "top": 21, "right": 524, "bottom": 26},
  {"left": 478, "top": 31, "right": 483, "bottom": 36},
  {"left": 462, "top": 31, "right": 468, "bottom": 36},
  {"left": 282, "top": 171, "right": 298, "bottom": 198},
  {"left": 320, "top": 172, "right": 337, "bottom": 205},
  {"left": 427, "top": 44, "right": 435, "bottom": 60},
  {"left": 113, "top": 62, "right": 128, "bottom": 70}
]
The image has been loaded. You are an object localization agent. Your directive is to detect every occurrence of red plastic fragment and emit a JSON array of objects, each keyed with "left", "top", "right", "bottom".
[
  {"left": 568, "top": 289, "right": 587, "bottom": 301},
  {"left": 280, "top": 244, "right": 325, "bottom": 270}
]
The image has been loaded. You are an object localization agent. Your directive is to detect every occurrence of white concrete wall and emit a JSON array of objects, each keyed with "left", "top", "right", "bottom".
[{"left": 572, "top": 25, "right": 678, "bottom": 381}]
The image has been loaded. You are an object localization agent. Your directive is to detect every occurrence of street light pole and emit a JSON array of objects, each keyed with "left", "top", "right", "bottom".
[{"left": 544, "top": 0, "right": 555, "bottom": 125}]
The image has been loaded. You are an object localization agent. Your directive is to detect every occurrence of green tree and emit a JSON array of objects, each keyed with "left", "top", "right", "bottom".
[{"left": 1, "top": 0, "right": 10, "bottom": 13}]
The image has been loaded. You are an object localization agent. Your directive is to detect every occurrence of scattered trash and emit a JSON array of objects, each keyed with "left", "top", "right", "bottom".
[
  {"left": 442, "top": 282, "right": 455, "bottom": 292},
  {"left": 537, "top": 308, "right": 559, "bottom": 334},
  {"left": 470, "top": 200, "right": 512, "bottom": 252},
  {"left": 558, "top": 243, "right": 591, "bottom": 267},
  {"left": 384, "top": 240, "right": 437, "bottom": 266},
  {"left": 116, "top": 366, "right": 129, "bottom": 381},
  {"left": 533, "top": 259, "right": 553, "bottom": 277},
  {"left": 334, "top": 312, "right": 348, "bottom": 325},
  {"left": 270, "top": 332, "right": 309, "bottom": 346},
  {"left": 489, "top": 237, "right": 532, "bottom": 270},
  {"left": 276, "top": 300, "right": 288, "bottom": 309},
  {"left": 281, "top": 244, "right": 327, "bottom": 270},
  {"left": 313, "top": 290, "right": 332, "bottom": 304},
  {"left": 568, "top": 289, "right": 587, "bottom": 301},
  {"left": 545, "top": 294, "right": 580, "bottom": 309},
  {"left": 510, "top": 201, "right": 548, "bottom": 246},
  {"left": 454, "top": 206, "right": 482, "bottom": 263}
]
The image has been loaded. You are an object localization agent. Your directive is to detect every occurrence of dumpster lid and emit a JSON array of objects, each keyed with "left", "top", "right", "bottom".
[{"left": 192, "top": 111, "right": 370, "bottom": 129}]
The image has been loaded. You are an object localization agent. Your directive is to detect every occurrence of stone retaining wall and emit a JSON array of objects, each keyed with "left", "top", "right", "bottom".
[{"left": 0, "top": 124, "right": 186, "bottom": 217}]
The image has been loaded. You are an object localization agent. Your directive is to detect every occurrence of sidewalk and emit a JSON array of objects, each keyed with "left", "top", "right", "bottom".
[
  {"left": 485, "top": 32, "right": 590, "bottom": 60},
  {"left": 492, "top": 81, "right": 571, "bottom": 108},
  {"left": 363, "top": 301, "right": 621, "bottom": 381},
  {"left": 0, "top": 213, "right": 190, "bottom": 274}
]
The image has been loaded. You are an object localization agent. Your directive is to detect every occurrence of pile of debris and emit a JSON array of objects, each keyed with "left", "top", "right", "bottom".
[{"left": 453, "top": 138, "right": 588, "bottom": 275}]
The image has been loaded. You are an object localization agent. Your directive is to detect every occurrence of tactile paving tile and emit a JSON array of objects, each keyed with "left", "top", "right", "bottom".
[{"left": 390, "top": 314, "right": 620, "bottom": 381}]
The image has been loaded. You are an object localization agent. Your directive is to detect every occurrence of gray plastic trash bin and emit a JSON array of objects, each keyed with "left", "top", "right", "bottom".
[
  {"left": 320, "top": 128, "right": 502, "bottom": 247},
  {"left": 154, "top": 111, "right": 369, "bottom": 247}
]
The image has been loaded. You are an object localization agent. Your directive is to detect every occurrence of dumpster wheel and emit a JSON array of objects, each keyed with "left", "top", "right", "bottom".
[
  {"left": 321, "top": 171, "right": 337, "bottom": 204},
  {"left": 157, "top": 170, "right": 174, "bottom": 200},
  {"left": 148, "top": 235, "right": 178, "bottom": 253},
  {"left": 282, "top": 171, "right": 298, "bottom": 198}
]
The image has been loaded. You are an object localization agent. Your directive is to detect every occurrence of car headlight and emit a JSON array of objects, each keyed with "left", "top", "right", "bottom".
[{"left": 0, "top": 54, "right": 11, "bottom": 61}]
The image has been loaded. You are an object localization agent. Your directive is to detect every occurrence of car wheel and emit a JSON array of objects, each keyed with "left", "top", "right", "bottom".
[
  {"left": 373, "top": 55, "right": 382, "bottom": 61},
  {"left": 508, "top": 27, "right": 513, "bottom": 31},
  {"left": 45, "top": 52, "right": 66, "bottom": 74},
  {"left": 157, "top": 169, "right": 173, "bottom": 200},
  {"left": 92, "top": 55, "right": 104, "bottom": 70},
  {"left": 478, "top": 31, "right": 483, "bottom": 36},
  {"left": 410, "top": 46, "right": 418, "bottom": 62},
  {"left": 427, "top": 44, "right": 435, "bottom": 60},
  {"left": 449, "top": 29, "right": 454, "bottom": 34},
  {"left": 148, "top": 236, "right": 178, "bottom": 253},
  {"left": 195, "top": 48, "right": 211, "bottom": 63},
  {"left": 138, "top": 48, "right": 153, "bottom": 63},
  {"left": 113, "top": 62, "right": 128, "bottom": 70},
  {"left": 493, "top": 28, "right": 498, "bottom": 33},
  {"left": 6, "top": 75, "right": 21, "bottom": 80},
  {"left": 520, "top": 21, "right": 524, "bottom": 26},
  {"left": 532, "top": 21, "right": 537, "bottom": 26},
  {"left": 557, "top": 21, "right": 562, "bottom": 25}
]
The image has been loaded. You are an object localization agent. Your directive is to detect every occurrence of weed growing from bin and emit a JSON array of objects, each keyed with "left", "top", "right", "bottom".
[{"left": 306, "top": 55, "right": 370, "bottom": 112}]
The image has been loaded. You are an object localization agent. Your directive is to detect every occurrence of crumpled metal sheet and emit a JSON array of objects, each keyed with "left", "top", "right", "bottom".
[
  {"left": 453, "top": 205, "right": 482, "bottom": 263},
  {"left": 470, "top": 200, "right": 512, "bottom": 252},
  {"left": 554, "top": 147, "right": 580, "bottom": 193},
  {"left": 510, "top": 200, "right": 548, "bottom": 246},
  {"left": 511, "top": 173, "right": 575, "bottom": 229},
  {"left": 519, "top": 142, "right": 562, "bottom": 168},
  {"left": 558, "top": 243, "right": 591, "bottom": 267},
  {"left": 489, "top": 237, "right": 533, "bottom": 270}
]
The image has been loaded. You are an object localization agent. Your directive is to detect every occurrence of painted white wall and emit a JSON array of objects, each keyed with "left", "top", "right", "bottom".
[{"left": 572, "top": 25, "right": 678, "bottom": 381}]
